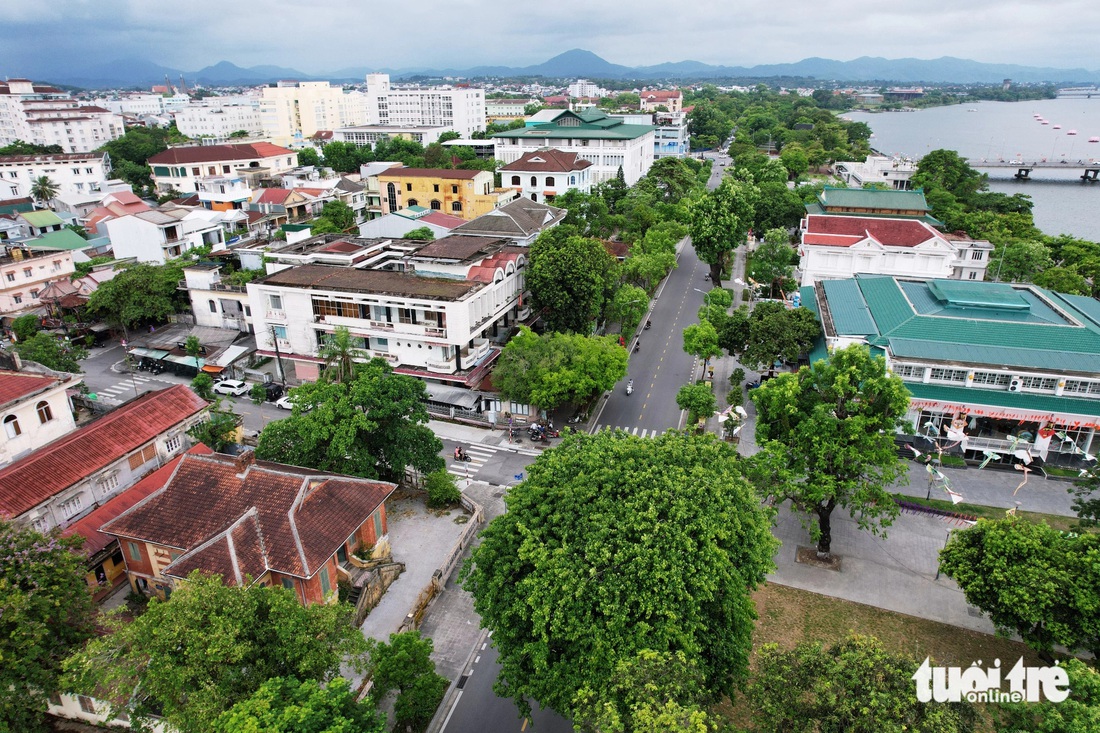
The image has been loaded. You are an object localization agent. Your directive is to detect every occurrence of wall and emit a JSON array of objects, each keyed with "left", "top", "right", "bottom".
[{"left": 0, "top": 382, "right": 77, "bottom": 466}]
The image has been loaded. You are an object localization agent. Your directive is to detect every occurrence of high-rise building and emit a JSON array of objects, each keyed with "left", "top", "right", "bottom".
[
  {"left": 259, "top": 81, "right": 368, "bottom": 147},
  {"left": 0, "top": 79, "right": 125, "bottom": 153},
  {"left": 364, "top": 74, "right": 484, "bottom": 138}
]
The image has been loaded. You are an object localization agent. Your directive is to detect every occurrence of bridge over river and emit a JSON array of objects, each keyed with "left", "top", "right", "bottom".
[{"left": 967, "top": 158, "right": 1100, "bottom": 182}]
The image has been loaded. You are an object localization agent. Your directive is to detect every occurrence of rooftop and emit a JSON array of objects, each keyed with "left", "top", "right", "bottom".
[
  {"left": 377, "top": 168, "right": 485, "bottom": 181},
  {"left": 148, "top": 142, "right": 295, "bottom": 166},
  {"left": 802, "top": 214, "right": 941, "bottom": 248},
  {"left": 411, "top": 235, "right": 509, "bottom": 262},
  {"left": 259, "top": 263, "right": 481, "bottom": 301},
  {"left": 499, "top": 149, "right": 594, "bottom": 173},
  {"left": 0, "top": 369, "right": 67, "bottom": 410},
  {"left": 451, "top": 197, "right": 566, "bottom": 238}
]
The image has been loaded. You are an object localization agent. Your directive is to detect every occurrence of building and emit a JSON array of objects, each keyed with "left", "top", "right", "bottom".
[
  {"left": 364, "top": 74, "right": 485, "bottom": 137},
  {"left": 485, "top": 98, "right": 536, "bottom": 121},
  {"left": 175, "top": 100, "right": 264, "bottom": 141},
  {"left": 357, "top": 207, "right": 466, "bottom": 239},
  {"left": 440, "top": 139, "right": 496, "bottom": 160},
  {"left": 0, "top": 384, "right": 209, "bottom": 534},
  {"left": 639, "top": 89, "right": 683, "bottom": 112},
  {"left": 0, "top": 152, "right": 114, "bottom": 201},
  {"left": 652, "top": 111, "right": 690, "bottom": 159},
  {"left": 83, "top": 190, "right": 151, "bottom": 235},
  {"left": 450, "top": 197, "right": 566, "bottom": 246},
  {"left": 104, "top": 206, "right": 226, "bottom": 264},
  {"left": 147, "top": 143, "right": 298, "bottom": 195},
  {"left": 499, "top": 149, "right": 593, "bottom": 203},
  {"left": 833, "top": 156, "right": 918, "bottom": 191},
  {"left": 97, "top": 93, "right": 166, "bottom": 117},
  {"left": 259, "top": 81, "right": 369, "bottom": 147},
  {"left": 0, "top": 79, "right": 125, "bottom": 153},
  {"left": 180, "top": 263, "right": 254, "bottom": 333},
  {"left": 0, "top": 245, "right": 75, "bottom": 314},
  {"left": 798, "top": 214, "right": 992, "bottom": 287},
  {"left": 333, "top": 124, "right": 452, "bottom": 148},
  {"left": 804, "top": 186, "right": 938, "bottom": 223},
  {"left": 100, "top": 449, "right": 396, "bottom": 604},
  {"left": 492, "top": 108, "right": 656, "bottom": 185},
  {"left": 377, "top": 167, "right": 515, "bottom": 220},
  {"left": 196, "top": 174, "right": 252, "bottom": 212},
  {"left": 806, "top": 275, "right": 1100, "bottom": 464},
  {"left": 247, "top": 234, "right": 529, "bottom": 389},
  {"left": 567, "top": 80, "right": 606, "bottom": 98},
  {"left": 0, "top": 368, "right": 80, "bottom": 467}
]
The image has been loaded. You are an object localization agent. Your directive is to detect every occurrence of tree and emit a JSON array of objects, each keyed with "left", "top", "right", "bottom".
[
  {"left": 1032, "top": 265, "right": 1090, "bottom": 295},
  {"left": 681, "top": 320, "right": 722, "bottom": 372},
  {"left": 424, "top": 469, "right": 462, "bottom": 508},
  {"left": 65, "top": 223, "right": 89, "bottom": 239},
  {"left": 296, "top": 147, "right": 321, "bottom": 168},
  {"left": 689, "top": 173, "right": 758, "bottom": 285},
  {"left": 753, "top": 181, "right": 807, "bottom": 233},
  {"left": 0, "top": 520, "right": 96, "bottom": 732},
  {"left": 64, "top": 572, "right": 369, "bottom": 733},
  {"left": 187, "top": 400, "right": 238, "bottom": 453},
  {"left": 492, "top": 326, "right": 627, "bottom": 409},
  {"left": 748, "top": 635, "right": 974, "bottom": 733},
  {"left": 721, "top": 302, "right": 819, "bottom": 372},
  {"left": 779, "top": 143, "right": 809, "bottom": 179},
  {"left": 938, "top": 517, "right": 1100, "bottom": 659},
  {"left": 319, "top": 326, "right": 364, "bottom": 384},
  {"left": 1072, "top": 465, "right": 1100, "bottom": 527},
  {"left": 747, "top": 228, "right": 797, "bottom": 297},
  {"left": 10, "top": 313, "right": 41, "bottom": 342},
  {"left": 993, "top": 658, "right": 1100, "bottom": 733},
  {"left": 370, "top": 632, "right": 448, "bottom": 732},
  {"left": 993, "top": 240, "right": 1053, "bottom": 282},
  {"left": 527, "top": 234, "right": 617, "bottom": 334},
  {"left": 606, "top": 284, "right": 649, "bottom": 334},
  {"left": 320, "top": 141, "right": 369, "bottom": 173},
  {"left": 676, "top": 382, "right": 718, "bottom": 425},
  {"left": 643, "top": 157, "right": 698, "bottom": 205},
  {"left": 319, "top": 200, "right": 356, "bottom": 232},
  {"left": 256, "top": 358, "right": 443, "bottom": 481},
  {"left": 13, "top": 331, "right": 87, "bottom": 372},
  {"left": 309, "top": 218, "right": 340, "bottom": 235},
  {"left": 403, "top": 226, "right": 435, "bottom": 240},
  {"left": 462, "top": 430, "right": 778, "bottom": 718},
  {"left": 750, "top": 344, "right": 911, "bottom": 559},
  {"left": 572, "top": 650, "right": 719, "bottom": 733},
  {"left": 911, "top": 149, "right": 988, "bottom": 203},
  {"left": 214, "top": 677, "right": 385, "bottom": 733},
  {"left": 423, "top": 141, "right": 451, "bottom": 168},
  {"left": 191, "top": 372, "right": 215, "bottom": 400},
  {"left": 29, "top": 175, "right": 59, "bottom": 204},
  {"left": 185, "top": 334, "right": 202, "bottom": 373},
  {"left": 85, "top": 261, "right": 188, "bottom": 336}
]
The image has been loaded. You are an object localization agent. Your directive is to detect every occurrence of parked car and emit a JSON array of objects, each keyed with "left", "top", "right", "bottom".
[
  {"left": 212, "top": 379, "right": 251, "bottom": 397},
  {"left": 274, "top": 395, "right": 297, "bottom": 410},
  {"left": 261, "top": 382, "right": 284, "bottom": 402}
]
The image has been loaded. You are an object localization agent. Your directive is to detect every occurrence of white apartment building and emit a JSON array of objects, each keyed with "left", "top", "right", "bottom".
[
  {"left": 247, "top": 234, "right": 528, "bottom": 387},
  {"left": 259, "top": 81, "right": 368, "bottom": 147},
  {"left": 175, "top": 101, "right": 264, "bottom": 141},
  {"left": 493, "top": 108, "right": 656, "bottom": 185},
  {"left": 334, "top": 124, "right": 451, "bottom": 148},
  {"left": 798, "top": 214, "right": 992, "bottom": 287},
  {"left": 97, "top": 94, "right": 165, "bottom": 117},
  {"left": 567, "top": 79, "right": 606, "bottom": 98},
  {"left": 0, "top": 79, "right": 125, "bottom": 153},
  {"left": 104, "top": 207, "right": 225, "bottom": 264},
  {"left": 0, "top": 369, "right": 80, "bottom": 468},
  {"left": 147, "top": 142, "right": 298, "bottom": 194},
  {"left": 364, "top": 74, "right": 485, "bottom": 137},
  {"left": 0, "top": 152, "right": 113, "bottom": 200},
  {"left": 0, "top": 247, "right": 75, "bottom": 314},
  {"left": 181, "top": 263, "right": 253, "bottom": 333},
  {"left": 834, "top": 155, "right": 918, "bottom": 190}
]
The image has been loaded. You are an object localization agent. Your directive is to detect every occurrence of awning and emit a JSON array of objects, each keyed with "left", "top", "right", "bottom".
[
  {"left": 128, "top": 347, "right": 170, "bottom": 360},
  {"left": 163, "top": 354, "right": 206, "bottom": 368},
  {"left": 201, "top": 365, "right": 226, "bottom": 374},
  {"left": 212, "top": 344, "right": 252, "bottom": 367},
  {"left": 423, "top": 383, "right": 480, "bottom": 409}
]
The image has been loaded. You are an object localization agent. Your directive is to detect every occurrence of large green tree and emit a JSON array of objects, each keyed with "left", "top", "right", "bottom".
[
  {"left": 256, "top": 358, "right": 443, "bottom": 481},
  {"left": 64, "top": 572, "right": 368, "bottom": 733},
  {"left": 722, "top": 302, "right": 819, "bottom": 372},
  {"left": 369, "top": 632, "right": 448, "bottom": 732},
  {"left": 689, "top": 173, "right": 758, "bottom": 285},
  {"left": 0, "top": 521, "right": 96, "bottom": 732},
  {"left": 29, "top": 175, "right": 59, "bottom": 204},
  {"left": 938, "top": 517, "right": 1100, "bottom": 659},
  {"left": 676, "top": 382, "right": 718, "bottom": 425},
  {"left": 492, "top": 326, "right": 627, "bottom": 409},
  {"left": 13, "top": 331, "right": 87, "bottom": 372},
  {"left": 750, "top": 344, "right": 911, "bottom": 559},
  {"left": 319, "top": 200, "right": 357, "bottom": 232},
  {"left": 214, "top": 677, "right": 385, "bottom": 733},
  {"left": 747, "top": 228, "right": 798, "bottom": 298},
  {"left": 748, "top": 635, "right": 974, "bottom": 732},
  {"left": 84, "top": 261, "right": 188, "bottom": 336},
  {"left": 462, "top": 430, "right": 778, "bottom": 718},
  {"left": 527, "top": 233, "right": 617, "bottom": 333},
  {"left": 993, "top": 657, "right": 1100, "bottom": 732}
]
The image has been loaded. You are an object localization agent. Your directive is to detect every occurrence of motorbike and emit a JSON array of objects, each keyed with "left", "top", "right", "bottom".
[
  {"left": 633, "top": 341, "right": 640, "bottom": 353},
  {"left": 626, "top": 379, "right": 634, "bottom": 396},
  {"left": 568, "top": 413, "right": 584, "bottom": 424},
  {"left": 644, "top": 320, "right": 651, "bottom": 330}
]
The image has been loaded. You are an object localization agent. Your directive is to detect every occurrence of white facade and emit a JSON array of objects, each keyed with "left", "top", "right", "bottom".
[
  {"left": 182, "top": 264, "right": 253, "bottom": 332},
  {"left": 486, "top": 98, "right": 536, "bottom": 118},
  {"left": 176, "top": 102, "right": 264, "bottom": 141},
  {"left": 0, "top": 371, "right": 80, "bottom": 467},
  {"left": 798, "top": 215, "right": 992, "bottom": 287},
  {"left": 148, "top": 144, "right": 298, "bottom": 194},
  {"left": 499, "top": 150, "right": 593, "bottom": 203},
  {"left": 335, "top": 124, "right": 451, "bottom": 147},
  {"left": 259, "top": 81, "right": 368, "bottom": 147},
  {"left": 0, "top": 79, "right": 126, "bottom": 153},
  {"left": 567, "top": 79, "right": 606, "bottom": 98},
  {"left": 834, "top": 155, "right": 917, "bottom": 190},
  {"left": 0, "top": 152, "right": 113, "bottom": 200},
  {"left": 653, "top": 112, "right": 689, "bottom": 159},
  {"left": 0, "top": 249, "right": 76, "bottom": 314},
  {"left": 104, "top": 208, "right": 225, "bottom": 264},
  {"left": 364, "top": 74, "right": 485, "bottom": 137},
  {"left": 98, "top": 94, "right": 165, "bottom": 117}
]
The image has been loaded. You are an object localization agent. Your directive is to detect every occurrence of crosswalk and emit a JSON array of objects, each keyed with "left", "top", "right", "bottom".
[
  {"left": 592, "top": 425, "right": 668, "bottom": 438},
  {"left": 93, "top": 374, "right": 157, "bottom": 400},
  {"left": 447, "top": 444, "right": 497, "bottom": 478}
]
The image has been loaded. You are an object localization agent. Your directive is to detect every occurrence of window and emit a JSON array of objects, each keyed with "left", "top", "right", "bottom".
[
  {"left": 192, "top": 167, "right": 200, "bottom": 176},
  {"left": 59, "top": 495, "right": 83, "bottom": 519},
  {"left": 272, "top": 325, "right": 288, "bottom": 340},
  {"left": 929, "top": 367, "right": 968, "bottom": 383},
  {"left": 972, "top": 372, "right": 1012, "bottom": 387},
  {"left": 98, "top": 472, "right": 119, "bottom": 495},
  {"left": 451, "top": 201, "right": 462, "bottom": 213},
  {"left": 29, "top": 289, "right": 38, "bottom": 299},
  {"left": 969, "top": 272, "right": 978, "bottom": 280},
  {"left": 1020, "top": 375, "right": 1057, "bottom": 391},
  {"left": 971, "top": 250, "right": 984, "bottom": 260},
  {"left": 13, "top": 294, "right": 22, "bottom": 304},
  {"left": 546, "top": 176, "right": 555, "bottom": 186},
  {"left": 3, "top": 414, "right": 20, "bottom": 438},
  {"left": 4, "top": 272, "right": 13, "bottom": 282},
  {"left": 510, "top": 175, "right": 520, "bottom": 186},
  {"left": 405, "top": 183, "right": 412, "bottom": 192},
  {"left": 530, "top": 175, "right": 537, "bottom": 186},
  {"left": 165, "top": 434, "right": 182, "bottom": 453},
  {"left": 319, "top": 566, "right": 331, "bottom": 596},
  {"left": 127, "top": 444, "right": 158, "bottom": 470},
  {"left": 570, "top": 175, "right": 576, "bottom": 185},
  {"left": 22, "top": 267, "right": 32, "bottom": 277},
  {"left": 208, "top": 299, "right": 217, "bottom": 313},
  {"left": 387, "top": 182, "right": 397, "bottom": 211},
  {"left": 890, "top": 364, "right": 921, "bottom": 379},
  {"left": 268, "top": 294, "right": 283, "bottom": 310},
  {"left": 1064, "top": 379, "right": 1100, "bottom": 396},
  {"left": 373, "top": 510, "right": 383, "bottom": 540},
  {"left": 451, "top": 185, "right": 458, "bottom": 194},
  {"left": 78, "top": 695, "right": 96, "bottom": 714},
  {"left": 36, "top": 400, "right": 53, "bottom": 423},
  {"left": 407, "top": 199, "right": 418, "bottom": 207},
  {"left": 398, "top": 307, "right": 417, "bottom": 325},
  {"left": 433, "top": 183, "right": 440, "bottom": 192},
  {"left": 282, "top": 577, "right": 295, "bottom": 591},
  {"left": 127, "top": 541, "right": 141, "bottom": 562},
  {"left": 430, "top": 199, "right": 441, "bottom": 210},
  {"left": 32, "top": 516, "right": 51, "bottom": 533},
  {"left": 223, "top": 165, "right": 231, "bottom": 173}
]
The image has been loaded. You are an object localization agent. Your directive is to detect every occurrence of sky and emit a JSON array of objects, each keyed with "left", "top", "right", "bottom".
[{"left": 2, "top": 0, "right": 1099, "bottom": 78}]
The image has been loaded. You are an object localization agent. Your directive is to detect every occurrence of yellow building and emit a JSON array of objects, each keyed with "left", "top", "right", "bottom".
[{"left": 377, "top": 167, "right": 516, "bottom": 220}]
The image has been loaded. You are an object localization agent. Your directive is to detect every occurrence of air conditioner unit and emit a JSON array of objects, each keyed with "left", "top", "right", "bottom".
[{"left": 1009, "top": 379, "right": 1022, "bottom": 392}]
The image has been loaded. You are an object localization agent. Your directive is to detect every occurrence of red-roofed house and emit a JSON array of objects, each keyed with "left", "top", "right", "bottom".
[
  {"left": 0, "top": 384, "right": 209, "bottom": 534},
  {"left": 798, "top": 214, "right": 992, "bottom": 286},
  {"left": 148, "top": 143, "right": 298, "bottom": 195},
  {"left": 0, "top": 368, "right": 80, "bottom": 466},
  {"left": 377, "top": 167, "right": 516, "bottom": 220},
  {"left": 499, "top": 149, "right": 594, "bottom": 203},
  {"left": 83, "top": 190, "right": 153, "bottom": 235},
  {"left": 639, "top": 89, "right": 683, "bottom": 113},
  {"left": 100, "top": 450, "right": 397, "bottom": 604}
]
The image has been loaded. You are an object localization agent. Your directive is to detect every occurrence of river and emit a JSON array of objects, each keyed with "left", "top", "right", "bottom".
[{"left": 843, "top": 99, "right": 1100, "bottom": 241}]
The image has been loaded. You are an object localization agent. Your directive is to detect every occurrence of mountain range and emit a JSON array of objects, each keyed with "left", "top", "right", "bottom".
[{"left": 29, "top": 49, "right": 1100, "bottom": 89}]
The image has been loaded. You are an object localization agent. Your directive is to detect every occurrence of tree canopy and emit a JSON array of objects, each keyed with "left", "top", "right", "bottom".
[
  {"left": 13, "top": 331, "right": 87, "bottom": 373},
  {"left": 689, "top": 173, "right": 758, "bottom": 285},
  {"left": 0, "top": 520, "right": 96, "bottom": 732},
  {"left": 84, "top": 261, "right": 188, "bottom": 335},
  {"left": 63, "top": 572, "right": 368, "bottom": 733},
  {"left": 750, "top": 344, "right": 911, "bottom": 558},
  {"left": 721, "top": 301, "right": 819, "bottom": 371},
  {"left": 938, "top": 517, "right": 1100, "bottom": 659},
  {"left": 747, "top": 228, "right": 798, "bottom": 298},
  {"left": 213, "top": 677, "right": 384, "bottom": 733},
  {"left": 369, "top": 632, "right": 448, "bottom": 732},
  {"left": 527, "top": 233, "right": 618, "bottom": 333},
  {"left": 462, "top": 430, "right": 777, "bottom": 718},
  {"left": 992, "top": 657, "right": 1100, "bottom": 733},
  {"left": 255, "top": 357, "right": 443, "bottom": 481}
]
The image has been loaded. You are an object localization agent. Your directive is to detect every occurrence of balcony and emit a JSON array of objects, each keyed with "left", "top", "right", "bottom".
[
  {"left": 276, "top": 339, "right": 292, "bottom": 351},
  {"left": 425, "top": 358, "right": 458, "bottom": 374},
  {"left": 373, "top": 351, "right": 399, "bottom": 363},
  {"left": 460, "top": 338, "right": 490, "bottom": 363},
  {"left": 266, "top": 310, "right": 287, "bottom": 321}
]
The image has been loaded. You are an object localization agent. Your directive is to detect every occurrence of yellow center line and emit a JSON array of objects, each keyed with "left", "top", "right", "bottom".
[{"left": 521, "top": 718, "right": 529, "bottom": 731}]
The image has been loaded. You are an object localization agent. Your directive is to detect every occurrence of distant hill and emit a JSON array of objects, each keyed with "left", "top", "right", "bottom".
[{"left": 23, "top": 51, "right": 1100, "bottom": 89}]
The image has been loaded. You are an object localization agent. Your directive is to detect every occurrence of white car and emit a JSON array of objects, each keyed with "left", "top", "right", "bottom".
[
  {"left": 274, "top": 395, "right": 309, "bottom": 411},
  {"left": 212, "top": 379, "right": 251, "bottom": 397}
]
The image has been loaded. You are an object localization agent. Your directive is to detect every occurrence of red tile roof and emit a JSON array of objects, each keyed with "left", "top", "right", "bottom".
[
  {"left": 499, "top": 149, "right": 593, "bottom": 173},
  {"left": 102, "top": 452, "right": 396, "bottom": 582},
  {"left": 0, "top": 370, "right": 66, "bottom": 409},
  {"left": 255, "top": 188, "right": 291, "bottom": 205},
  {"left": 62, "top": 444, "right": 213, "bottom": 557},
  {"left": 148, "top": 143, "right": 295, "bottom": 166},
  {"left": 802, "top": 214, "right": 939, "bottom": 248},
  {"left": 0, "top": 385, "right": 208, "bottom": 518},
  {"left": 378, "top": 168, "right": 483, "bottom": 180},
  {"left": 641, "top": 90, "right": 682, "bottom": 101}
]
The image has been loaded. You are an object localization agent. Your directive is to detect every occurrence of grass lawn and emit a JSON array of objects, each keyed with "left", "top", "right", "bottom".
[{"left": 894, "top": 493, "right": 1085, "bottom": 533}]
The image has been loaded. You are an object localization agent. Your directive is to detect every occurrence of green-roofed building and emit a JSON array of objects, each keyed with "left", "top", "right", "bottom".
[
  {"left": 810, "top": 274, "right": 1100, "bottom": 465},
  {"left": 493, "top": 108, "right": 656, "bottom": 185},
  {"left": 25, "top": 229, "right": 93, "bottom": 260},
  {"left": 803, "top": 186, "right": 942, "bottom": 226}
]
